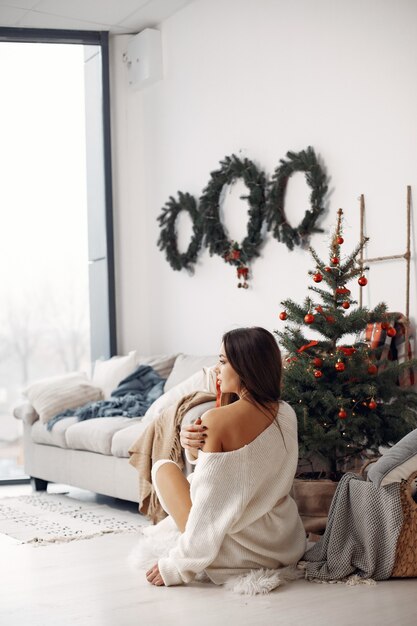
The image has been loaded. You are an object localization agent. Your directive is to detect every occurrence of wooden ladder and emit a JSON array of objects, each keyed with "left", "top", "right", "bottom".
[{"left": 358, "top": 186, "right": 412, "bottom": 318}]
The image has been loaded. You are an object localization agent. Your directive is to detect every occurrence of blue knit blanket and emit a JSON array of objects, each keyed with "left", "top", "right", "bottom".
[{"left": 46, "top": 365, "right": 165, "bottom": 431}]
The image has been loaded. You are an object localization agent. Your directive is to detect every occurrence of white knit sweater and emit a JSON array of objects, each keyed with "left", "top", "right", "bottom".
[{"left": 157, "top": 401, "right": 306, "bottom": 586}]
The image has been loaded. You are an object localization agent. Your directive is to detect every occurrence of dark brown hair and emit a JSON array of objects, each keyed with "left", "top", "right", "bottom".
[{"left": 221, "top": 327, "right": 282, "bottom": 409}]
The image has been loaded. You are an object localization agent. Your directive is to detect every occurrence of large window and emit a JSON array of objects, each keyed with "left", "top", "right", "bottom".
[{"left": 0, "top": 29, "right": 116, "bottom": 482}]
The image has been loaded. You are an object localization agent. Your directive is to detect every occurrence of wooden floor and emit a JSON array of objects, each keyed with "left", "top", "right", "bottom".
[{"left": 0, "top": 484, "right": 416, "bottom": 626}]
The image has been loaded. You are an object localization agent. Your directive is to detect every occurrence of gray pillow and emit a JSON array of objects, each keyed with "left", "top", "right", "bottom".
[
  {"left": 136, "top": 354, "right": 178, "bottom": 379},
  {"left": 367, "top": 428, "right": 417, "bottom": 489}
]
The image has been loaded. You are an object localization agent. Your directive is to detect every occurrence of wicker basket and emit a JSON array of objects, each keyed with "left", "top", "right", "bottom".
[
  {"left": 360, "top": 459, "right": 417, "bottom": 577},
  {"left": 391, "top": 470, "right": 417, "bottom": 578},
  {"left": 359, "top": 456, "right": 379, "bottom": 478}
]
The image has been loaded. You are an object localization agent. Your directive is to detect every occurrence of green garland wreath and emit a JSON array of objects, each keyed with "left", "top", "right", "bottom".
[
  {"left": 200, "top": 154, "right": 267, "bottom": 267},
  {"left": 266, "top": 146, "right": 328, "bottom": 251},
  {"left": 157, "top": 191, "right": 203, "bottom": 272}
]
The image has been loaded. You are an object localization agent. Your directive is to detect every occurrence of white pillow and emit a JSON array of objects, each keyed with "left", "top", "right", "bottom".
[
  {"left": 142, "top": 366, "right": 217, "bottom": 426},
  {"left": 92, "top": 351, "right": 137, "bottom": 399},
  {"left": 378, "top": 456, "right": 417, "bottom": 494},
  {"left": 164, "top": 354, "right": 218, "bottom": 391},
  {"left": 367, "top": 428, "right": 417, "bottom": 494},
  {"left": 23, "top": 372, "right": 103, "bottom": 424}
]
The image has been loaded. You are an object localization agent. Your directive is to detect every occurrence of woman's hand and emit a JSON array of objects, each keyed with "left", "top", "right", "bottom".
[
  {"left": 180, "top": 417, "right": 207, "bottom": 451},
  {"left": 146, "top": 563, "right": 165, "bottom": 586}
]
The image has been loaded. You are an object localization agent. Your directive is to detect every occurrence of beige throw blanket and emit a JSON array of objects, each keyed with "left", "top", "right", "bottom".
[{"left": 128, "top": 391, "right": 215, "bottom": 523}]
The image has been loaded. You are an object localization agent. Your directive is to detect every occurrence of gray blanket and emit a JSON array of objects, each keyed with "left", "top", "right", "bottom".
[
  {"left": 46, "top": 365, "right": 165, "bottom": 431},
  {"left": 301, "top": 473, "right": 403, "bottom": 581}
]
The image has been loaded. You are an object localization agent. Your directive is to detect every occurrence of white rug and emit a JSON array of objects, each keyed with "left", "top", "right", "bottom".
[{"left": 0, "top": 493, "right": 149, "bottom": 546}]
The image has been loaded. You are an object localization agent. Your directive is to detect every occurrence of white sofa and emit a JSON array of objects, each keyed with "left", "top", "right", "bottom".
[{"left": 14, "top": 352, "right": 218, "bottom": 503}]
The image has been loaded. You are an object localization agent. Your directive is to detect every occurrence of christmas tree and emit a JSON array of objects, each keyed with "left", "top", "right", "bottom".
[{"left": 277, "top": 209, "right": 417, "bottom": 479}]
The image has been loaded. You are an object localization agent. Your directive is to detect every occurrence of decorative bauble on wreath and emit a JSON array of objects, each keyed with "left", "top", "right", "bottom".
[
  {"left": 157, "top": 191, "right": 203, "bottom": 272},
  {"left": 200, "top": 154, "right": 267, "bottom": 288},
  {"left": 266, "top": 146, "right": 328, "bottom": 251}
]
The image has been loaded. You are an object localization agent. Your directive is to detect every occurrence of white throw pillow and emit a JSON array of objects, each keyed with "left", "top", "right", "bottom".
[
  {"left": 367, "top": 428, "right": 417, "bottom": 494},
  {"left": 142, "top": 366, "right": 217, "bottom": 426},
  {"left": 379, "top": 456, "right": 417, "bottom": 494},
  {"left": 23, "top": 372, "right": 103, "bottom": 424},
  {"left": 92, "top": 351, "right": 137, "bottom": 399},
  {"left": 164, "top": 354, "right": 218, "bottom": 391}
]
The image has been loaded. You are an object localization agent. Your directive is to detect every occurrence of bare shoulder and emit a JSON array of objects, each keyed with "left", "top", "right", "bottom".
[
  {"left": 200, "top": 405, "right": 232, "bottom": 453},
  {"left": 202, "top": 399, "right": 280, "bottom": 453},
  {"left": 201, "top": 404, "right": 233, "bottom": 429}
]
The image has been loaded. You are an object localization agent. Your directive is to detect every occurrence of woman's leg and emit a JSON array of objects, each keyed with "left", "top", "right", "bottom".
[{"left": 151, "top": 460, "right": 192, "bottom": 532}]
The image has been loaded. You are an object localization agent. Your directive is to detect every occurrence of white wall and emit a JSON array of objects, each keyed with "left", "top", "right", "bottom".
[{"left": 110, "top": 0, "right": 417, "bottom": 356}]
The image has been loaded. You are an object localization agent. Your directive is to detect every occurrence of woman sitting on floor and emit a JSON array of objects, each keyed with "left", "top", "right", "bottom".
[{"left": 145, "top": 326, "right": 306, "bottom": 588}]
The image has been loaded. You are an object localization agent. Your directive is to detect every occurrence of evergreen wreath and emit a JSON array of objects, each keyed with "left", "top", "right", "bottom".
[
  {"left": 157, "top": 191, "right": 203, "bottom": 272},
  {"left": 200, "top": 154, "right": 267, "bottom": 268},
  {"left": 266, "top": 146, "right": 328, "bottom": 251}
]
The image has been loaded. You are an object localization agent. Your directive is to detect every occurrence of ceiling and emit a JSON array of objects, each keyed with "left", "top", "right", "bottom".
[{"left": 0, "top": 0, "right": 196, "bottom": 34}]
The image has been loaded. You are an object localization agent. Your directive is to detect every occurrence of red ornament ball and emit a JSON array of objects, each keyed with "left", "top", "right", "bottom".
[
  {"left": 368, "top": 400, "right": 377, "bottom": 410},
  {"left": 304, "top": 313, "right": 315, "bottom": 324},
  {"left": 313, "top": 357, "right": 323, "bottom": 367},
  {"left": 313, "top": 272, "right": 323, "bottom": 283},
  {"left": 279, "top": 311, "right": 288, "bottom": 321},
  {"left": 314, "top": 370, "right": 323, "bottom": 378},
  {"left": 326, "top": 315, "right": 335, "bottom": 324},
  {"left": 324, "top": 266, "right": 332, "bottom": 273},
  {"left": 358, "top": 276, "right": 368, "bottom": 286},
  {"left": 315, "top": 305, "right": 323, "bottom": 313},
  {"left": 387, "top": 326, "right": 397, "bottom": 337},
  {"left": 338, "top": 408, "right": 347, "bottom": 419},
  {"left": 331, "top": 256, "right": 339, "bottom": 265},
  {"left": 337, "top": 236, "right": 344, "bottom": 245},
  {"left": 342, "top": 301, "right": 350, "bottom": 309},
  {"left": 368, "top": 364, "right": 378, "bottom": 375},
  {"left": 335, "top": 361, "right": 345, "bottom": 372}
]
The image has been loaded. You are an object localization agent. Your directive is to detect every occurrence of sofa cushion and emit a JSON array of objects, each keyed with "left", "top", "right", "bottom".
[
  {"left": 111, "top": 421, "right": 148, "bottom": 458},
  {"left": 164, "top": 354, "right": 218, "bottom": 391},
  {"left": 367, "top": 428, "right": 417, "bottom": 492},
  {"left": 65, "top": 417, "right": 140, "bottom": 455},
  {"left": 143, "top": 367, "right": 217, "bottom": 425},
  {"left": 31, "top": 417, "right": 78, "bottom": 448},
  {"left": 23, "top": 373, "right": 103, "bottom": 424},
  {"left": 92, "top": 351, "right": 137, "bottom": 399}
]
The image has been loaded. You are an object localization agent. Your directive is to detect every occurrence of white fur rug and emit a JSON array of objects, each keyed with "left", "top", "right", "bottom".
[
  {"left": 128, "top": 515, "right": 303, "bottom": 595},
  {"left": 0, "top": 493, "right": 149, "bottom": 546}
]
